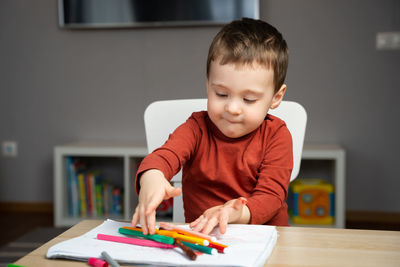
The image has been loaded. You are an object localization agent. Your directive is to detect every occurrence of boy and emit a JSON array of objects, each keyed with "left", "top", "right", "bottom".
[{"left": 132, "top": 18, "right": 292, "bottom": 235}]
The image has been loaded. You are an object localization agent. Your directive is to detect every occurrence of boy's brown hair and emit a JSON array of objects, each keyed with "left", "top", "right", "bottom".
[{"left": 206, "top": 18, "right": 288, "bottom": 93}]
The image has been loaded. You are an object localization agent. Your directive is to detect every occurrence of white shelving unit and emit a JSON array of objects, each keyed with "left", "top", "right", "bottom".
[
  {"left": 298, "top": 144, "right": 346, "bottom": 228},
  {"left": 54, "top": 141, "right": 147, "bottom": 227},
  {"left": 54, "top": 142, "right": 345, "bottom": 228}
]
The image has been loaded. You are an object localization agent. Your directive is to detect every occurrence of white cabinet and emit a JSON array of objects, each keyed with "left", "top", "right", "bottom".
[
  {"left": 298, "top": 144, "right": 346, "bottom": 228},
  {"left": 54, "top": 142, "right": 147, "bottom": 227}
]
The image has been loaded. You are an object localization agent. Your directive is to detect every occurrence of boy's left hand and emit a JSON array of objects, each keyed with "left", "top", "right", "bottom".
[{"left": 189, "top": 197, "right": 249, "bottom": 235}]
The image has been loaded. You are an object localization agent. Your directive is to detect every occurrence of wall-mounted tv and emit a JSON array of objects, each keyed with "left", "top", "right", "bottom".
[{"left": 58, "top": 0, "right": 259, "bottom": 29}]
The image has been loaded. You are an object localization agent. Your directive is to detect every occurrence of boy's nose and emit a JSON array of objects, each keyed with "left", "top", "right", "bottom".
[{"left": 225, "top": 100, "right": 241, "bottom": 115}]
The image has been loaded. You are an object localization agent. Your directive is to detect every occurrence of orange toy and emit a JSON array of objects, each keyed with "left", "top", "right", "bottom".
[{"left": 291, "top": 179, "right": 334, "bottom": 225}]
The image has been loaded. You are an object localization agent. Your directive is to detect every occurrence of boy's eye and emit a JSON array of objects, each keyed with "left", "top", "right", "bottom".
[
  {"left": 244, "top": 98, "right": 257, "bottom": 103},
  {"left": 216, "top": 92, "right": 228, "bottom": 98}
]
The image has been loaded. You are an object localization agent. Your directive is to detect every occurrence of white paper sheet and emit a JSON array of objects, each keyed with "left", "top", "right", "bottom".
[{"left": 47, "top": 219, "right": 277, "bottom": 267}]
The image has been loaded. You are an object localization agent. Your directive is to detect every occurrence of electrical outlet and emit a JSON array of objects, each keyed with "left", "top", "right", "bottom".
[
  {"left": 376, "top": 32, "right": 400, "bottom": 50},
  {"left": 2, "top": 141, "right": 18, "bottom": 157}
]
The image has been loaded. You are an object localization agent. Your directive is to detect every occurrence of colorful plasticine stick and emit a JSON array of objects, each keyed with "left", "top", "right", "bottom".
[
  {"left": 208, "top": 241, "right": 229, "bottom": 253},
  {"left": 159, "top": 222, "right": 217, "bottom": 242},
  {"left": 181, "top": 241, "right": 218, "bottom": 255},
  {"left": 122, "top": 226, "right": 209, "bottom": 246},
  {"left": 174, "top": 240, "right": 197, "bottom": 261},
  {"left": 97, "top": 233, "right": 175, "bottom": 249},
  {"left": 118, "top": 228, "right": 175, "bottom": 245}
]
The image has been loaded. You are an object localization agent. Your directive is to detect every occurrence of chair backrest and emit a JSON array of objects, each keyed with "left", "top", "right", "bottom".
[
  {"left": 144, "top": 99, "right": 307, "bottom": 181},
  {"left": 144, "top": 99, "right": 208, "bottom": 179},
  {"left": 268, "top": 101, "right": 307, "bottom": 181}
]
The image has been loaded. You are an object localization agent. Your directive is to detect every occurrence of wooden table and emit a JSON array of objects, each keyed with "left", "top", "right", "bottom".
[{"left": 14, "top": 220, "right": 400, "bottom": 267}]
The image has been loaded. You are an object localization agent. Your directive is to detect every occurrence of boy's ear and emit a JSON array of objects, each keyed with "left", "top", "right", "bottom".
[{"left": 270, "top": 84, "right": 286, "bottom": 109}]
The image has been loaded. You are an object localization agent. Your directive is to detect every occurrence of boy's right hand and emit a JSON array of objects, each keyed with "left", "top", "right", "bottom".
[{"left": 131, "top": 169, "right": 181, "bottom": 235}]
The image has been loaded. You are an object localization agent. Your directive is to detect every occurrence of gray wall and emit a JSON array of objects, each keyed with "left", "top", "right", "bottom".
[{"left": 1, "top": 0, "right": 399, "bottom": 212}]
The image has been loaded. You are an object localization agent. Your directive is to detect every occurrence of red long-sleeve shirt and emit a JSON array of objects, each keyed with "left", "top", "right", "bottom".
[{"left": 136, "top": 111, "right": 293, "bottom": 226}]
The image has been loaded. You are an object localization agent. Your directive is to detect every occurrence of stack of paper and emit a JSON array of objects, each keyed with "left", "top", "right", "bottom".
[{"left": 47, "top": 219, "right": 277, "bottom": 267}]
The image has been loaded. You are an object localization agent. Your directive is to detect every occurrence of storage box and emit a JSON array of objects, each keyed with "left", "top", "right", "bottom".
[{"left": 291, "top": 179, "right": 334, "bottom": 225}]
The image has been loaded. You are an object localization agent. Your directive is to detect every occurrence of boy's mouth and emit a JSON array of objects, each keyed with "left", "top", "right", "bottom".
[{"left": 224, "top": 118, "right": 242, "bottom": 124}]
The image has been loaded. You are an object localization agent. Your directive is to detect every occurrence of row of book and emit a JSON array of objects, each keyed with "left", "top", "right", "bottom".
[{"left": 66, "top": 157, "right": 123, "bottom": 217}]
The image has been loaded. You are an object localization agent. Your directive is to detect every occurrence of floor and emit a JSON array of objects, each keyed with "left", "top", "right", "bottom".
[
  {"left": 0, "top": 211, "right": 53, "bottom": 247},
  {"left": 0, "top": 226, "right": 67, "bottom": 267},
  {"left": 0, "top": 211, "right": 65, "bottom": 267}
]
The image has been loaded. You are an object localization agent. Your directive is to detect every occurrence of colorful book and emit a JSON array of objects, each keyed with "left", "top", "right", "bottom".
[
  {"left": 66, "top": 157, "right": 79, "bottom": 216},
  {"left": 103, "top": 183, "right": 110, "bottom": 216},
  {"left": 77, "top": 173, "right": 87, "bottom": 217},
  {"left": 96, "top": 183, "right": 103, "bottom": 216},
  {"left": 112, "top": 188, "right": 122, "bottom": 215},
  {"left": 85, "top": 173, "right": 92, "bottom": 216},
  {"left": 67, "top": 159, "right": 123, "bottom": 218},
  {"left": 88, "top": 172, "right": 99, "bottom": 217}
]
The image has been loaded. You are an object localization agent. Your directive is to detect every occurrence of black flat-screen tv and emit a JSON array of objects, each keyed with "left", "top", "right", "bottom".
[{"left": 58, "top": 0, "right": 259, "bottom": 29}]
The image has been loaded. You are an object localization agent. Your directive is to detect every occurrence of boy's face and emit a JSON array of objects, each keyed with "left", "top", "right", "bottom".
[{"left": 206, "top": 59, "right": 286, "bottom": 138}]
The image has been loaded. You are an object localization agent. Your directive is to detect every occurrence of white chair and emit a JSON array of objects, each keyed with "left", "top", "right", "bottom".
[{"left": 144, "top": 99, "right": 307, "bottom": 222}]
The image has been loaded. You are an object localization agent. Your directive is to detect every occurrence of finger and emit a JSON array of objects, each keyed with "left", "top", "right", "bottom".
[
  {"left": 191, "top": 216, "right": 205, "bottom": 232},
  {"left": 139, "top": 205, "right": 149, "bottom": 235},
  {"left": 232, "top": 198, "right": 243, "bottom": 210},
  {"left": 145, "top": 196, "right": 162, "bottom": 216},
  {"left": 237, "top": 197, "right": 248, "bottom": 206},
  {"left": 147, "top": 210, "right": 157, "bottom": 235},
  {"left": 165, "top": 186, "right": 182, "bottom": 199},
  {"left": 192, "top": 215, "right": 208, "bottom": 232},
  {"left": 219, "top": 209, "right": 229, "bottom": 234},
  {"left": 201, "top": 217, "right": 219, "bottom": 235},
  {"left": 159, "top": 221, "right": 174, "bottom": 230},
  {"left": 131, "top": 207, "right": 140, "bottom": 227},
  {"left": 189, "top": 216, "right": 203, "bottom": 228}
]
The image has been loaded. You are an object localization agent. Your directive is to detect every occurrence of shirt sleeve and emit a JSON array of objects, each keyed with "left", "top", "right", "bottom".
[
  {"left": 246, "top": 123, "right": 293, "bottom": 224},
  {"left": 135, "top": 114, "right": 201, "bottom": 194}
]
